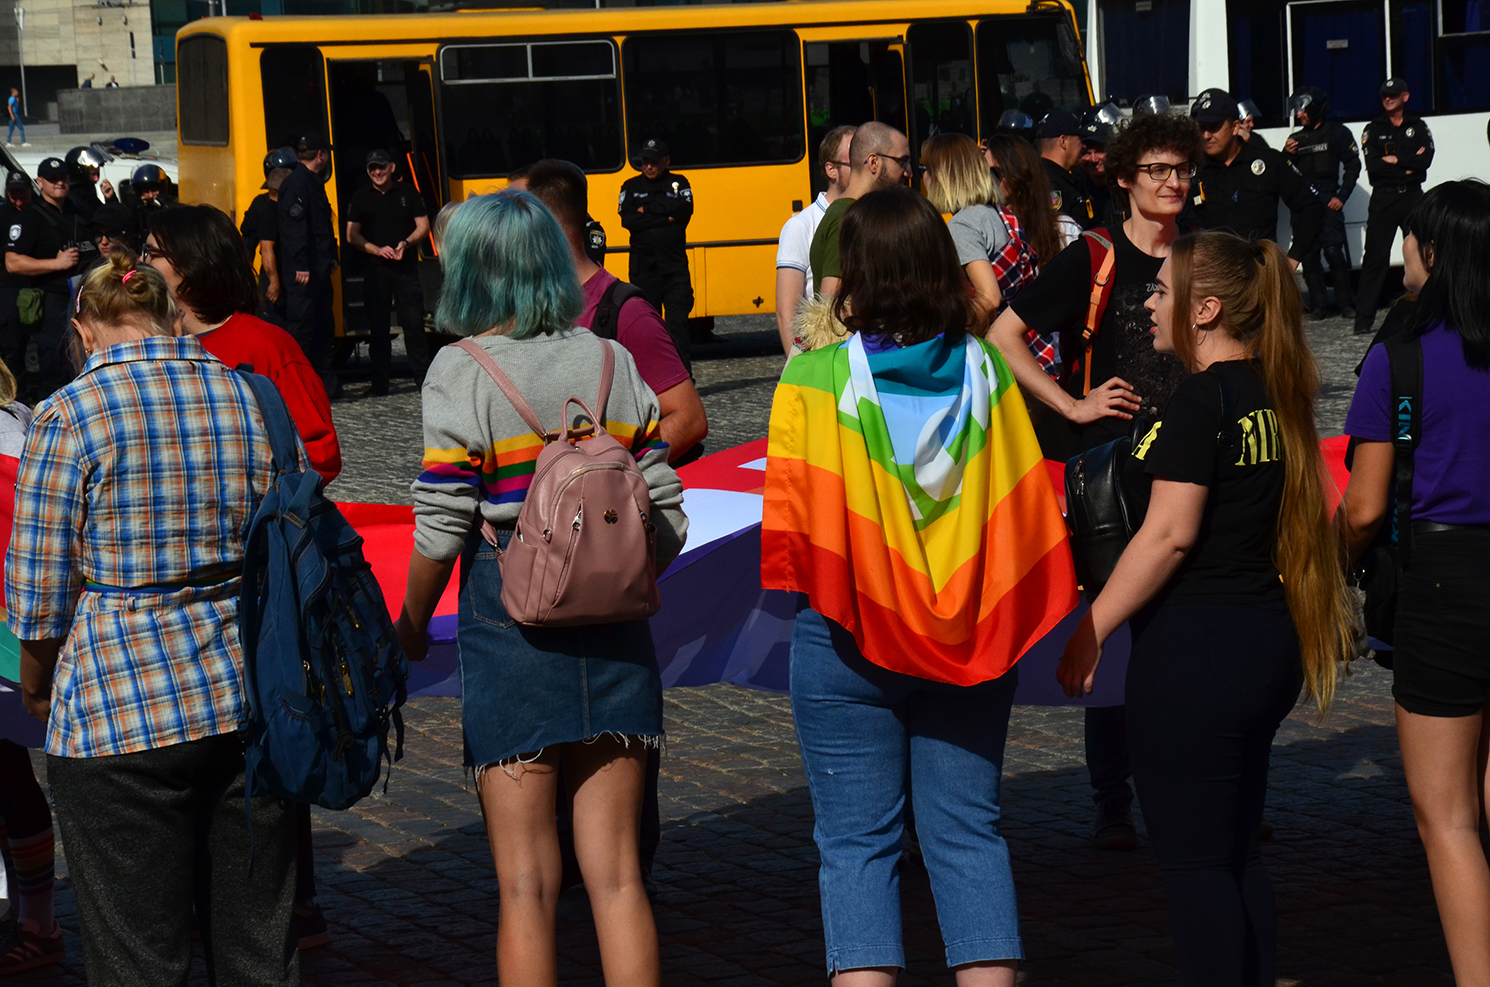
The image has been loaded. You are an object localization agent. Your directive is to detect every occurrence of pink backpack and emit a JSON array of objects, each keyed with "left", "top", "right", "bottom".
[{"left": 455, "top": 339, "right": 660, "bottom": 627}]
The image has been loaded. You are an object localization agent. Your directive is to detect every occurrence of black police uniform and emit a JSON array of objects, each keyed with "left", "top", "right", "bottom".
[
  {"left": 66, "top": 181, "right": 105, "bottom": 224},
  {"left": 1285, "top": 119, "right": 1362, "bottom": 315},
  {"left": 1042, "top": 158, "right": 1097, "bottom": 230},
  {"left": 2, "top": 196, "right": 96, "bottom": 399},
  {"left": 278, "top": 161, "right": 340, "bottom": 396},
  {"left": 618, "top": 168, "right": 694, "bottom": 371},
  {"left": 1188, "top": 137, "right": 1325, "bottom": 261},
  {"left": 1354, "top": 113, "right": 1433, "bottom": 334},
  {"left": 345, "top": 178, "right": 430, "bottom": 390},
  {"left": 240, "top": 191, "right": 285, "bottom": 327},
  {"left": 584, "top": 217, "right": 607, "bottom": 266}
]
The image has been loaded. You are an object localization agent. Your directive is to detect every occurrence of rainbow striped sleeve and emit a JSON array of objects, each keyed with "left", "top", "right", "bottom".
[{"left": 762, "top": 334, "right": 1078, "bottom": 686}]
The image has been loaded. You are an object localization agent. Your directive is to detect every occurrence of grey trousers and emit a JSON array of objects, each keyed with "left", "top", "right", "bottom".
[{"left": 48, "top": 733, "right": 298, "bottom": 987}]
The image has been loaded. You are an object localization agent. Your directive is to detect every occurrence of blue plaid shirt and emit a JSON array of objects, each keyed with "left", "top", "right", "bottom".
[{"left": 6, "top": 336, "right": 279, "bottom": 758}]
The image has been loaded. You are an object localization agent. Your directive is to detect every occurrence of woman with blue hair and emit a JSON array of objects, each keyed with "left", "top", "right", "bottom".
[{"left": 395, "top": 189, "right": 686, "bottom": 985}]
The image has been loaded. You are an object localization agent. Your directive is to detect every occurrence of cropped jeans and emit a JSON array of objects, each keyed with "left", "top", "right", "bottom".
[{"left": 790, "top": 604, "right": 1022, "bottom": 973}]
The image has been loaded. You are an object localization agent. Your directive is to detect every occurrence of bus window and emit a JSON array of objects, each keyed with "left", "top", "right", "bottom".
[
  {"left": 1288, "top": 1, "right": 1387, "bottom": 121},
  {"left": 804, "top": 40, "right": 906, "bottom": 194},
  {"left": 1391, "top": 0, "right": 1436, "bottom": 113},
  {"left": 1095, "top": 0, "right": 1189, "bottom": 105},
  {"left": 622, "top": 30, "right": 805, "bottom": 168},
  {"left": 262, "top": 45, "right": 329, "bottom": 152},
  {"left": 1229, "top": 0, "right": 1288, "bottom": 126},
  {"left": 179, "top": 35, "right": 229, "bottom": 146},
  {"left": 907, "top": 21, "right": 976, "bottom": 148},
  {"left": 1438, "top": 0, "right": 1490, "bottom": 112},
  {"left": 438, "top": 40, "right": 623, "bottom": 177},
  {"left": 975, "top": 15, "right": 1087, "bottom": 137}
]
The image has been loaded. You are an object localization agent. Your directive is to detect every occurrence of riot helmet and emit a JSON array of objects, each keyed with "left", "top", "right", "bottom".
[
  {"left": 1086, "top": 102, "right": 1124, "bottom": 128},
  {"left": 65, "top": 144, "right": 113, "bottom": 182},
  {"left": 1288, "top": 87, "right": 1329, "bottom": 126},
  {"left": 994, "top": 109, "right": 1035, "bottom": 141},
  {"left": 131, "top": 164, "right": 167, "bottom": 191},
  {"left": 263, "top": 146, "right": 298, "bottom": 177},
  {"left": 1132, "top": 94, "right": 1172, "bottom": 117},
  {"left": 1238, "top": 98, "right": 1265, "bottom": 123}
]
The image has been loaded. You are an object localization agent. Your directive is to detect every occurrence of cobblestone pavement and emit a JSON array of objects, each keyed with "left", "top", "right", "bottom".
[{"left": 20, "top": 312, "right": 1447, "bottom": 986}]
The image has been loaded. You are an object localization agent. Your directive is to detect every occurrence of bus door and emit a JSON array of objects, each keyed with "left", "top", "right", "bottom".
[
  {"left": 803, "top": 38, "right": 907, "bottom": 197},
  {"left": 327, "top": 58, "right": 443, "bottom": 337},
  {"left": 905, "top": 21, "right": 977, "bottom": 167},
  {"left": 1286, "top": 1, "right": 1388, "bottom": 120}
]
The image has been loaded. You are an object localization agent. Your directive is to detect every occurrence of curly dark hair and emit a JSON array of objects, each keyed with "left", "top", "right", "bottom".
[
  {"left": 834, "top": 187, "right": 971, "bottom": 347},
  {"left": 1104, "top": 113, "right": 1204, "bottom": 212}
]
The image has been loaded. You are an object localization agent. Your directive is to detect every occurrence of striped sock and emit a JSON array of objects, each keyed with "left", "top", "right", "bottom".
[{"left": 8, "top": 830, "right": 53, "bottom": 929}]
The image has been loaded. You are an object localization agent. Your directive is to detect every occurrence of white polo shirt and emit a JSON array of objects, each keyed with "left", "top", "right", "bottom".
[{"left": 776, "top": 192, "right": 831, "bottom": 298}]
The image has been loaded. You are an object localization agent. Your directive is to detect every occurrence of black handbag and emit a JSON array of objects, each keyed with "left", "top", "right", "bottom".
[
  {"left": 1351, "top": 332, "right": 1423, "bottom": 654},
  {"left": 1064, "top": 368, "right": 1235, "bottom": 595}
]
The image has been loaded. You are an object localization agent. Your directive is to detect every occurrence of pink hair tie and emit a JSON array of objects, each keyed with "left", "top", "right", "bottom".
[{"left": 122, "top": 270, "right": 136, "bottom": 283}]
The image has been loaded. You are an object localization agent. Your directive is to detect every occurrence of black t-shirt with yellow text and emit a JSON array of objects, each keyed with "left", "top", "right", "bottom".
[{"left": 1133, "top": 359, "right": 1285, "bottom": 606}]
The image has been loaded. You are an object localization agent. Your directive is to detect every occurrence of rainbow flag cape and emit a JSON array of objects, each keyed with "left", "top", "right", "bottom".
[{"left": 762, "top": 332, "right": 1078, "bottom": 686}]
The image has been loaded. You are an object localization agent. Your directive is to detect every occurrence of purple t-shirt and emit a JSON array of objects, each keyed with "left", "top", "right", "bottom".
[{"left": 1344, "top": 323, "right": 1490, "bottom": 525}]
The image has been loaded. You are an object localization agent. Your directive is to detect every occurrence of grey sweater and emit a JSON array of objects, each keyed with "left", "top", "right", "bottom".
[{"left": 411, "top": 326, "right": 688, "bottom": 565}]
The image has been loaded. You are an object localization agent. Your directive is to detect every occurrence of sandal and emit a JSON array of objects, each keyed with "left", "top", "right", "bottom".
[{"left": 0, "top": 919, "right": 64, "bottom": 976}]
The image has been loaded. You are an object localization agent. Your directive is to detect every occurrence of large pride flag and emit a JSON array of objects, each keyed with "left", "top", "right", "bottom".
[{"left": 761, "top": 332, "right": 1079, "bottom": 686}]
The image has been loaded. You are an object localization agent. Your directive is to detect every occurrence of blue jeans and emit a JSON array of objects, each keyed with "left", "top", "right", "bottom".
[
  {"left": 6, "top": 117, "right": 22, "bottom": 143},
  {"left": 790, "top": 605, "right": 1023, "bottom": 973}
]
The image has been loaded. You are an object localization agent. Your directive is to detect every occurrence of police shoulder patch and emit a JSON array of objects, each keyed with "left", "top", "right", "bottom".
[
  {"left": 7, "top": 223, "right": 19, "bottom": 241},
  {"left": 1251, "top": 158, "right": 1266, "bottom": 176},
  {"left": 288, "top": 200, "right": 305, "bottom": 219},
  {"left": 1050, "top": 190, "right": 1062, "bottom": 210}
]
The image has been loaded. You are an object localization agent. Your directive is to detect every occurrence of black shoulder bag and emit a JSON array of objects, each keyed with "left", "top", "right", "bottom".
[
  {"left": 1065, "top": 368, "right": 1235, "bottom": 596},
  {"left": 1354, "top": 332, "right": 1423, "bottom": 654},
  {"left": 591, "top": 278, "right": 648, "bottom": 341}
]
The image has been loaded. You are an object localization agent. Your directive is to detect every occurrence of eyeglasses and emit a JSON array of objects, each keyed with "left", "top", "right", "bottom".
[
  {"left": 1134, "top": 161, "right": 1198, "bottom": 183},
  {"left": 882, "top": 154, "right": 913, "bottom": 171},
  {"left": 141, "top": 242, "right": 169, "bottom": 262},
  {"left": 827, "top": 160, "right": 852, "bottom": 169}
]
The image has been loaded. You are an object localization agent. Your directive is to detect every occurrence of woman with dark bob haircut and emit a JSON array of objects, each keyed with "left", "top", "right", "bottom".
[
  {"left": 763, "top": 187, "right": 1077, "bottom": 984},
  {"left": 144, "top": 204, "right": 341, "bottom": 484},
  {"left": 1339, "top": 179, "right": 1490, "bottom": 982}
]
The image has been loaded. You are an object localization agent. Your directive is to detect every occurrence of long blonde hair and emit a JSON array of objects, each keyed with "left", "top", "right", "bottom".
[
  {"left": 1171, "top": 232, "right": 1353, "bottom": 709},
  {"left": 919, "top": 133, "right": 994, "bottom": 215}
]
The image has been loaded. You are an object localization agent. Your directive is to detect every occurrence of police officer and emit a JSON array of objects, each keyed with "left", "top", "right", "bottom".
[
  {"left": 993, "top": 108, "right": 1035, "bottom": 143},
  {"left": 1237, "top": 99, "right": 1271, "bottom": 150},
  {"left": 64, "top": 144, "right": 115, "bottom": 223},
  {"left": 345, "top": 149, "right": 431, "bottom": 394},
  {"left": 243, "top": 166, "right": 292, "bottom": 327},
  {"left": 278, "top": 133, "right": 340, "bottom": 397},
  {"left": 1079, "top": 104, "right": 1127, "bottom": 228},
  {"left": 1284, "top": 86, "right": 1362, "bottom": 319},
  {"left": 1187, "top": 87, "right": 1324, "bottom": 266},
  {"left": 124, "top": 163, "right": 174, "bottom": 234},
  {"left": 1036, "top": 109, "right": 1097, "bottom": 230},
  {"left": 88, "top": 202, "right": 139, "bottom": 270},
  {"left": 0, "top": 173, "right": 32, "bottom": 393},
  {"left": 4, "top": 158, "right": 97, "bottom": 399},
  {"left": 619, "top": 138, "right": 694, "bottom": 371},
  {"left": 1354, "top": 77, "right": 1434, "bottom": 336}
]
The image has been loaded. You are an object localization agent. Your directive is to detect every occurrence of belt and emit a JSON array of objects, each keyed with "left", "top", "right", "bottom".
[
  {"left": 1377, "top": 183, "right": 1421, "bottom": 196},
  {"left": 84, "top": 567, "right": 243, "bottom": 593},
  {"left": 1411, "top": 521, "right": 1490, "bottom": 535}
]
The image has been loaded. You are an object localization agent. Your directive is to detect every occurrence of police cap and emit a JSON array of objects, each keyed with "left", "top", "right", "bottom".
[
  {"left": 1036, "top": 109, "right": 1082, "bottom": 139},
  {"left": 295, "top": 133, "right": 333, "bottom": 155},
  {"left": 1380, "top": 77, "right": 1409, "bottom": 96},
  {"left": 5, "top": 172, "right": 30, "bottom": 194},
  {"left": 366, "top": 149, "right": 394, "bottom": 168},
  {"left": 1190, "top": 88, "right": 1240, "bottom": 125},
  {"left": 638, "top": 139, "right": 669, "bottom": 161},
  {"left": 36, "top": 158, "right": 69, "bottom": 181}
]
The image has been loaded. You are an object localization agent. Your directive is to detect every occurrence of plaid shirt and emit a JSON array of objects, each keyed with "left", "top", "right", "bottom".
[
  {"left": 988, "top": 206, "right": 1062, "bottom": 379},
  {"left": 6, "top": 336, "right": 276, "bottom": 758}
]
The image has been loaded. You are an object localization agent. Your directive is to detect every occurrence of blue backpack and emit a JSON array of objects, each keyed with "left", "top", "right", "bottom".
[{"left": 236, "top": 369, "right": 409, "bottom": 811}]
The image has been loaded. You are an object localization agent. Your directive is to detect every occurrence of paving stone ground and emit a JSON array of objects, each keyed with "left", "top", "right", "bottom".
[{"left": 18, "top": 312, "right": 1453, "bottom": 985}]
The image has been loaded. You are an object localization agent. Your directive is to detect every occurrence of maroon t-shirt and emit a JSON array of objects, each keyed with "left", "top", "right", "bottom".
[{"left": 577, "top": 269, "right": 690, "bottom": 396}]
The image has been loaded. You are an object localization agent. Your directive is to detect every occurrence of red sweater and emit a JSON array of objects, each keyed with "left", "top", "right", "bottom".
[{"left": 196, "top": 313, "right": 342, "bottom": 483}]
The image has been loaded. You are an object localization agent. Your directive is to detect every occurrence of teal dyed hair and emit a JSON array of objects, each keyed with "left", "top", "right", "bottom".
[{"left": 434, "top": 189, "right": 582, "bottom": 339}]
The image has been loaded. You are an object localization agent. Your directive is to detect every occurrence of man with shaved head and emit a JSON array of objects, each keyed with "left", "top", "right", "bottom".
[{"left": 808, "top": 120, "right": 911, "bottom": 297}]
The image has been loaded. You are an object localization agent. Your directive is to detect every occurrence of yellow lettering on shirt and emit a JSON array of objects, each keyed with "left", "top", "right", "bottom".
[
  {"left": 1132, "top": 421, "right": 1162, "bottom": 461},
  {"left": 1235, "top": 409, "right": 1281, "bottom": 466}
]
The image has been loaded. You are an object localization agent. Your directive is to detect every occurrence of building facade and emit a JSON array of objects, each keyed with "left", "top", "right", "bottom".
[{"left": 0, "top": 0, "right": 153, "bottom": 120}]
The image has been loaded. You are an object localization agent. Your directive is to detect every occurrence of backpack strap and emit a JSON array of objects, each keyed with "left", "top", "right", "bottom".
[
  {"left": 454, "top": 339, "right": 548, "bottom": 442},
  {"left": 1080, "top": 228, "right": 1116, "bottom": 396},
  {"left": 592, "top": 278, "right": 647, "bottom": 341},
  {"left": 594, "top": 338, "right": 615, "bottom": 426},
  {"left": 235, "top": 365, "right": 303, "bottom": 474},
  {"left": 1385, "top": 332, "right": 1423, "bottom": 569}
]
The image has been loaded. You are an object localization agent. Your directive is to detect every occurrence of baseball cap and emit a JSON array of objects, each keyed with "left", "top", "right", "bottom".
[
  {"left": 37, "top": 158, "right": 69, "bottom": 181},
  {"left": 261, "top": 167, "right": 293, "bottom": 191},
  {"left": 1190, "top": 88, "right": 1240, "bottom": 125},
  {"left": 1380, "top": 77, "right": 1409, "bottom": 96},
  {"left": 1035, "top": 109, "right": 1081, "bottom": 139},
  {"left": 91, "top": 203, "right": 137, "bottom": 239},
  {"left": 366, "top": 149, "right": 394, "bottom": 168},
  {"left": 5, "top": 172, "right": 30, "bottom": 193},
  {"left": 638, "top": 138, "right": 669, "bottom": 161},
  {"left": 294, "top": 133, "right": 333, "bottom": 154}
]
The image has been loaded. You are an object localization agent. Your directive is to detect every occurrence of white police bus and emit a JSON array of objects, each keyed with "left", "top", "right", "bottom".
[{"left": 1080, "top": 0, "right": 1490, "bottom": 264}]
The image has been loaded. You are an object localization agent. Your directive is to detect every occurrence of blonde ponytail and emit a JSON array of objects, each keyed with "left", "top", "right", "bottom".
[
  {"left": 1172, "top": 233, "right": 1354, "bottom": 709},
  {"left": 75, "top": 251, "right": 177, "bottom": 338}
]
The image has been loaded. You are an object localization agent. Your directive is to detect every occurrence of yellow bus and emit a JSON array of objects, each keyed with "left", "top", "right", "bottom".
[{"left": 175, "top": 0, "right": 1092, "bottom": 335}]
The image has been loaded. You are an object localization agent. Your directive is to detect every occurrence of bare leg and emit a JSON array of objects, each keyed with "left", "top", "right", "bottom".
[
  {"left": 478, "top": 752, "right": 563, "bottom": 987},
  {"left": 567, "top": 737, "right": 659, "bottom": 987},
  {"left": 955, "top": 961, "right": 1018, "bottom": 986},
  {"left": 831, "top": 968, "right": 897, "bottom": 986},
  {"left": 1398, "top": 700, "right": 1490, "bottom": 987}
]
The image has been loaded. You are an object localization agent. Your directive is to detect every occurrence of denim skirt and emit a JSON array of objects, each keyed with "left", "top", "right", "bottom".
[{"left": 457, "top": 531, "right": 664, "bottom": 768}]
